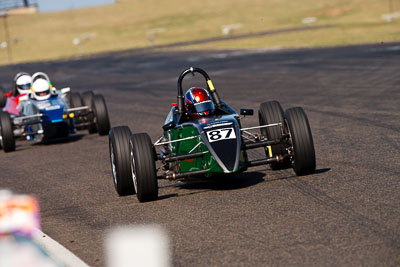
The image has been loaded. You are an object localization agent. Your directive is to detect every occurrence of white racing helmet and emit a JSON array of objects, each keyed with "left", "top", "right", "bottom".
[
  {"left": 32, "top": 72, "right": 50, "bottom": 83},
  {"left": 32, "top": 78, "right": 51, "bottom": 101},
  {"left": 31, "top": 72, "right": 57, "bottom": 100},
  {"left": 14, "top": 72, "right": 32, "bottom": 95}
]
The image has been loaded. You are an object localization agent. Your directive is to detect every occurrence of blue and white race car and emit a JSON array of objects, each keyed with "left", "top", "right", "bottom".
[{"left": 0, "top": 72, "right": 110, "bottom": 152}]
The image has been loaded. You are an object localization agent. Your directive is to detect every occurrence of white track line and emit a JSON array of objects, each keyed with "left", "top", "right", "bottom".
[{"left": 32, "top": 229, "right": 89, "bottom": 267}]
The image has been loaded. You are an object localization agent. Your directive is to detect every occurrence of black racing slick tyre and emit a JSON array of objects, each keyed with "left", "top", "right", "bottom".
[
  {"left": 285, "top": 107, "right": 316, "bottom": 176},
  {"left": 129, "top": 133, "right": 158, "bottom": 202},
  {"left": 92, "top": 94, "right": 110, "bottom": 136},
  {"left": 109, "top": 126, "right": 135, "bottom": 196},
  {"left": 81, "top": 91, "right": 94, "bottom": 105},
  {"left": 258, "top": 101, "right": 289, "bottom": 169},
  {"left": 81, "top": 91, "right": 97, "bottom": 134},
  {"left": 0, "top": 112, "right": 15, "bottom": 152},
  {"left": 0, "top": 87, "right": 6, "bottom": 108},
  {"left": 69, "top": 92, "right": 83, "bottom": 108}
]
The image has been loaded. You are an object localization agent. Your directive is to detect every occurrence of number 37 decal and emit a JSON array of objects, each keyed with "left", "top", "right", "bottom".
[{"left": 206, "top": 128, "right": 236, "bottom": 143}]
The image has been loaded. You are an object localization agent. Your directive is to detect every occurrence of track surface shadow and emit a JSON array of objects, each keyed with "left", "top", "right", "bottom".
[
  {"left": 7, "top": 134, "right": 86, "bottom": 153},
  {"left": 157, "top": 172, "right": 266, "bottom": 201},
  {"left": 159, "top": 168, "right": 329, "bottom": 201},
  {"left": 315, "top": 168, "right": 331, "bottom": 174},
  {"left": 34, "top": 134, "right": 85, "bottom": 146},
  {"left": 178, "top": 171, "right": 266, "bottom": 190}
]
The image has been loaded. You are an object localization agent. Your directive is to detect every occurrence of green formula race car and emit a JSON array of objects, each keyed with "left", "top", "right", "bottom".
[{"left": 109, "top": 67, "right": 316, "bottom": 202}]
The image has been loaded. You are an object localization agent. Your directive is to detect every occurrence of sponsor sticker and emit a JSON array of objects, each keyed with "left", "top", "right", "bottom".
[
  {"left": 45, "top": 105, "right": 61, "bottom": 111},
  {"left": 203, "top": 121, "right": 232, "bottom": 130}
]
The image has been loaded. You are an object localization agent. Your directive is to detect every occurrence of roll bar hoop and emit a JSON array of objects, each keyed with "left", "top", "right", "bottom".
[{"left": 177, "top": 67, "right": 221, "bottom": 115}]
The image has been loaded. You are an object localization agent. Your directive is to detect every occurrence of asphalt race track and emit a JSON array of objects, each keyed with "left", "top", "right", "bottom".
[{"left": 1, "top": 42, "right": 399, "bottom": 266}]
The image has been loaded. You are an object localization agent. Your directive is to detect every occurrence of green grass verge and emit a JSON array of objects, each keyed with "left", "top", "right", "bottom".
[{"left": 0, "top": 0, "right": 399, "bottom": 65}]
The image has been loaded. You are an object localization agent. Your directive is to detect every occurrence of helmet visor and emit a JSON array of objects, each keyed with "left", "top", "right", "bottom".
[
  {"left": 36, "top": 89, "right": 50, "bottom": 97},
  {"left": 193, "top": 100, "right": 215, "bottom": 113},
  {"left": 17, "top": 83, "right": 31, "bottom": 90}
]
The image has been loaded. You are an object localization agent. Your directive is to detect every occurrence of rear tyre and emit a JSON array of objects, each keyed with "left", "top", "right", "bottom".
[
  {"left": 285, "top": 107, "right": 316, "bottom": 176},
  {"left": 92, "top": 94, "right": 110, "bottom": 136},
  {"left": 258, "top": 101, "right": 289, "bottom": 169},
  {"left": 109, "top": 126, "right": 135, "bottom": 196},
  {"left": 0, "top": 112, "right": 15, "bottom": 152},
  {"left": 81, "top": 91, "right": 94, "bottom": 104},
  {"left": 129, "top": 133, "right": 158, "bottom": 202},
  {"left": 0, "top": 87, "right": 6, "bottom": 108},
  {"left": 81, "top": 91, "right": 97, "bottom": 134},
  {"left": 69, "top": 92, "right": 83, "bottom": 108}
]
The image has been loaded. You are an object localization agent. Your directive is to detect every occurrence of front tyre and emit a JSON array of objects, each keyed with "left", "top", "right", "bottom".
[
  {"left": 92, "top": 94, "right": 110, "bottom": 135},
  {"left": 109, "top": 126, "right": 135, "bottom": 196},
  {"left": 0, "top": 112, "right": 15, "bottom": 152},
  {"left": 258, "top": 101, "right": 289, "bottom": 169},
  {"left": 285, "top": 107, "right": 316, "bottom": 176},
  {"left": 129, "top": 133, "right": 158, "bottom": 202}
]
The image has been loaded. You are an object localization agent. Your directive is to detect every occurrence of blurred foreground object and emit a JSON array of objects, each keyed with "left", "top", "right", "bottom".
[
  {"left": 106, "top": 225, "right": 170, "bottom": 267},
  {"left": 0, "top": 189, "right": 60, "bottom": 267},
  {"left": 0, "top": 189, "right": 39, "bottom": 236}
]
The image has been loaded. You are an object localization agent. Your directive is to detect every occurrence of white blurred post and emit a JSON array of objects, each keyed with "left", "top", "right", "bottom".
[{"left": 106, "top": 225, "right": 170, "bottom": 267}]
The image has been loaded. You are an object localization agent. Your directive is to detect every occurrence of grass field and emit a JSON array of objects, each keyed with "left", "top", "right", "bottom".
[{"left": 0, "top": 0, "right": 399, "bottom": 65}]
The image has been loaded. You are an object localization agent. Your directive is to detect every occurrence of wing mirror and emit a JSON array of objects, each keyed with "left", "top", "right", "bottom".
[
  {"left": 240, "top": 109, "right": 254, "bottom": 116},
  {"left": 162, "top": 121, "right": 176, "bottom": 131}
]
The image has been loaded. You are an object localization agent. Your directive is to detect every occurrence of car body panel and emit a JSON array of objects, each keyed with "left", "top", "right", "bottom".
[
  {"left": 33, "top": 96, "right": 66, "bottom": 124},
  {"left": 3, "top": 97, "right": 20, "bottom": 116}
]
